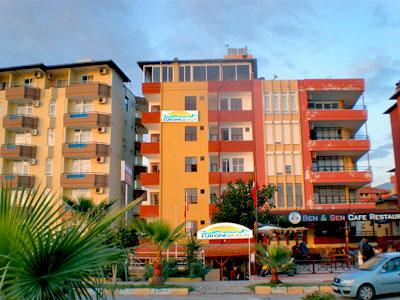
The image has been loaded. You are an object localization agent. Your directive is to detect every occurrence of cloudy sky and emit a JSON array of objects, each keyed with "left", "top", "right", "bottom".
[{"left": 0, "top": 0, "right": 399, "bottom": 185}]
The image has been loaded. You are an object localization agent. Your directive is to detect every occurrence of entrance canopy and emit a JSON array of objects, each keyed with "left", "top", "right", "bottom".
[{"left": 197, "top": 222, "right": 253, "bottom": 240}]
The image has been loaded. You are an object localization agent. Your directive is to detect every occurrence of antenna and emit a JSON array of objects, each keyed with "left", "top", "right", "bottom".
[{"left": 273, "top": 74, "right": 278, "bottom": 80}]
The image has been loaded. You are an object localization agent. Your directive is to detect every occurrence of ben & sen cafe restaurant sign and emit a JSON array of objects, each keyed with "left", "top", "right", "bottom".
[{"left": 288, "top": 211, "right": 400, "bottom": 224}]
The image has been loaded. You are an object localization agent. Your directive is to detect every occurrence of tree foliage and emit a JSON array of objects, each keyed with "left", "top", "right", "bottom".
[
  {"left": 256, "top": 244, "right": 292, "bottom": 284},
  {"left": 211, "top": 179, "right": 275, "bottom": 229},
  {"left": 0, "top": 187, "right": 142, "bottom": 299}
]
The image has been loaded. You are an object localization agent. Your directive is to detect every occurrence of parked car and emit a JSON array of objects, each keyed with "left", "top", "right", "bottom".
[{"left": 332, "top": 252, "right": 400, "bottom": 300}]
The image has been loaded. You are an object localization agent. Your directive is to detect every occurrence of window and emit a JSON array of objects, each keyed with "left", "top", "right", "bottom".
[
  {"left": 314, "top": 186, "right": 346, "bottom": 204},
  {"left": 209, "top": 126, "right": 218, "bottom": 141},
  {"left": 150, "top": 134, "right": 160, "bottom": 143},
  {"left": 295, "top": 184, "right": 303, "bottom": 208},
  {"left": 230, "top": 98, "right": 242, "bottom": 110},
  {"left": 124, "top": 97, "right": 129, "bottom": 111},
  {"left": 152, "top": 67, "right": 160, "bottom": 82},
  {"left": 13, "top": 161, "right": 29, "bottom": 175},
  {"left": 45, "top": 159, "right": 53, "bottom": 176},
  {"left": 162, "top": 66, "right": 173, "bottom": 82},
  {"left": 150, "top": 192, "right": 159, "bottom": 205},
  {"left": 290, "top": 93, "right": 296, "bottom": 112},
  {"left": 193, "top": 66, "right": 206, "bottom": 81},
  {"left": 151, "top": 105, "right": 160, "bottom": 112},
  {"left": 47, "top": 129, "right": 55, "bottom": 146},
  {"left": 150, "top": 163, "right": 160, "bottom": 173},
  {"left": 222, "top": 65, "right": 236, "bottom": 81},
  {"left": 209, "top": 155, "right": 218, "bottom": 172},
  {"left": 314, "top": 127, "right": 342, "bottom": 140},
  {"left": 285, "top": 165, "right": 292, "bottom": 174},
  {"left": 221, "top": 128, "right": 229, "bottom": 141},
  {"left": 222, "top": 159, "right": 230, "bottom": 172},
  {"left": 24, "top": 78, "right": 33, "bottom": 86},
  {"left": 273, "top": 93, "right": 279, "bottom": 113},
  {"left": 312, "top": 156, "right": 344, "bottom": 172},
  {"left": 15, "top": 132, "right": 31, "bottom": 144},
  {"left": 286, "top": 184, "right": 293, "bottom": 208},
  {"left": 0, "top": 82, "right": 7, "bottom": 90},
  {"left": 72, "top": 159, "right": 91, "bottom": 173},
  {"left": 16, "top": 104, "right": 32, "bottom": 115},
  {"left": 264, "top": 94, "right": 271, "bottom": 113},
  {"left": 185, "top": 188, "right": 198, "bottom": 204},
  {"left": 144, "top": 66, "right": 161, "bottom": 83},
  {"left": 185, "top": 157, "right": 197, "bottom": 172},
  {"left": 231, "top": 128, "right": 243, "bottom": 141},
  {"left": 308, "top": 101, "right": 339, "bottom": 110},
  {"left": 277, "top": 184, "right": 284, "bottom": 208},
  {"left": 56, "top": 80, "right": 67, "bottom": 87},
  {"left": 185, "top": 96, "right": 197, "bottom": 110},
  {"left": 49, "top": 100, "right": 56, "bottom": 116},
  {"left": 186, "top": 221, "right": 197, "bottom": 236},
  {"left": 232, "top": 158, "right": 244, "bottom": 172},
  {"left": 207, "top": 66, "right": 220, "bottom": 81},
  {"left": 383, "top": 258, "right": 400, "bottom": 273},
  {"left": 73, "top": 129, "right": 91, "bottom": 143},
  {"left": 75, "top": 100, "right": 93, "bottom": 113},
  {"left": 185, "top": 126, "right": 197, "bottom": 141},
  {"left": 81, "top": 75, "right": 93, "bottom": 83},
  {"left": 209, "top": 185, "right": 219, "bottom": 204},
  {"left": 71, "top": 189, "right": 89, "bottom": 199},
  {"left": 282, "top": 94, "right": 288, "bottom": 113},
  {"left": 208, "top": 94, "right": 218, "bottom": 110},
  {"left": 219, "top": 98, "right": 228, "bottom": 111},
  {"left": 237, "top": 65, "right": 250, "bottom": 80},
  {"left": 179, "top": 66, "right": 191, "bottom": 82}
]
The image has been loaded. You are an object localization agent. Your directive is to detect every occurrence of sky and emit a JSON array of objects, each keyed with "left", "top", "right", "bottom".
[{"left": 0, "top": 0, "right": 399, "bottom": 186}]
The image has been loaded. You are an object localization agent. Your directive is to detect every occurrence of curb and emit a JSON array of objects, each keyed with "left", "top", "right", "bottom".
[
  {"left": 91, "top": 288, "right": 189, "bottom": 296},
  {"left": 255, "top": 285, "right": 331, "bottom": 295}
]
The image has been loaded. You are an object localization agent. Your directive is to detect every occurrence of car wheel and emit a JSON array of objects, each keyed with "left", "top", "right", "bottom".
[{"left": 357, "top": 284, "right": 375, "bottom": 300}]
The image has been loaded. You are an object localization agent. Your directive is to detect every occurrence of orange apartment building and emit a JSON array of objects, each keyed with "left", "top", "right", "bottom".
[
  {"left": 137, "top": 49, "right": 382, "bottom": 245},
  {"left": 0, "top": 60, "right": 144, "bottom": 210},
  {"left": 385, "top": 81, "right": 400, "bottom": 204}
]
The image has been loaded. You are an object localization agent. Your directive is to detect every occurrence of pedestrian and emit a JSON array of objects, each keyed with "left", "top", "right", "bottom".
[
  {"left": 299, "top": 240, "right": 308, "bottom": 259},
  {"left": 361, "top": 239, "right": 374, "bottom": 262},
  {"left": 230, "top": 266, "right": 237, "bottom": 281}
]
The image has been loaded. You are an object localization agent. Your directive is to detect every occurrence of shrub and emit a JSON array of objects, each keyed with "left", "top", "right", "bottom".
[{"left": 302, "top": 291, "right": 336, "bottom": 300}]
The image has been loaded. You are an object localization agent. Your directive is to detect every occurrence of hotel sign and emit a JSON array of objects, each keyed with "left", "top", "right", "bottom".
[
  {"left": 161, "top": 110, "right": 198, "bottom": 122},
  {"left": 197, "top": 222, "right": 253, "bottom": 240},
  {"left": 288, "top": 212, "right": 400, "bottom": 223}
]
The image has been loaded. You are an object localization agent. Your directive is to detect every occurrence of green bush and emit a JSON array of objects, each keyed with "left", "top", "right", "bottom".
[
  {"left": 188, "top": 261, "right": 210, "bottom": 279},
  {"left": 302, "top": 292, "right": 336, "bottom": 300},
  {"left": 144, "top": 259, "right": 180, "bottom": 280}
]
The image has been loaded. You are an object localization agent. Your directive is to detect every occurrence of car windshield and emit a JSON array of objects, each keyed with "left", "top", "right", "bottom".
[{"left": 358, "top": 256, "right": 386, "bottom": 271}]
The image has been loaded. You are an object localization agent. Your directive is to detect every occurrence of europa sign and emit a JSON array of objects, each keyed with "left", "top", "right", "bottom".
[
  {"left": 197, "top": 222, "right": 253, "bottom": 240},
  {"left": 161, "top": 110, "right": 198, "bottom": 122},
  {"left": 287, "top": 212, "right": 400, "bottom": 223}
]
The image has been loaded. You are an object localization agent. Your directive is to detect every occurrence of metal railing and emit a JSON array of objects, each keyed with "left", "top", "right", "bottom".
[
  {"left": 312, "top": 166, "right": 371, "bottom": 172},
  {"left": 311, "top": 135, "right": 369, "bottom": 141},
  {"left": 294, "top": 258, "right": 354, "bottom": 274}
]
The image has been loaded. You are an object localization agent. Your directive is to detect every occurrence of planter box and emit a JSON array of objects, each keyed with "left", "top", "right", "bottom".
[
  {"left": 319, "top": 286, "right": 332, "bottom": 293},
  {"left": 287, "top": 287, "right": 304, "bottom": 294},
  {"left": 116, "top": 288, "right": 188, "bottom": 296},
  {"left": 271, "top": 286, "right": 288, "bottom": 295},
  {"left": 254, "top": 286, "right": 272, "bottom": 295},
  {"left": 304, "top": 286, "right": 320, "bottom": 294}
]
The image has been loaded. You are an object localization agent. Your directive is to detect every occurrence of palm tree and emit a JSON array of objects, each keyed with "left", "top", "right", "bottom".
[
  {"left": 256, "top": 244, "right": 292, "bottom": 284},
  {"left": 132, "top": 219, "right": 185, "bottom": 285},
  {"left": 0, "top": 187, "right": 144, "bottom": 299},
  {"left": 63, "top": 196, "right": 115, "bottom": 220}
]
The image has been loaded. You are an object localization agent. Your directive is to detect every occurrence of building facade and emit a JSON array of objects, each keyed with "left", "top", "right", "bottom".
[
  {"left": 385, "top": 81, "right": 400, "bottom": 205},
  {"left": 0, "top": 60, "right": 140, "bottom": 207},
  {"left": 137, "top": 50, "right": 373, "bottom": 235}
]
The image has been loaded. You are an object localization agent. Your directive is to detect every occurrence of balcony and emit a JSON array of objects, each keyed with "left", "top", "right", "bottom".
[
  {"left": 3, "top": 115, "right": 38, "bottom": 131},
  {"left": 309, "top": 137, "right": 370, "bottom": 159},
  {"left": 0, "top": 144, "right": 36, "bottom": 160},
  {"left": 60, "top": 173, "right": 108, "bottom": 188},
  {"left": 310, "top": 167, "right": 372, "bottom": 186},
  {"left": 142, "top": 112, "right": 160, "bottom": 131},
  {"left": 140, "top": 142, "right": 160, "bottom": 159},
  {"left": 209, "top": 172, "right": 253, "bottom": 184},
  {"left": 209, "top": 140, "right": 253, "bottom": 152},
  {"left": 208, "top": 110, "right": 253, "bottom": 122},
  {"left": 65, "top": 82, "right": 111, "bottom": 99},
  {"left": 134, "top": 165, "right": 147, "bottom": 175},
  {"left": 307, "top": 106, "right": 367, "bottom": 121},
  {"left": 0, "top": 174, "right": 35, "bottom": 188},
  {"left": 63, "top": 112, "right": 110, "bottom": 128},
  {"left": 5, "top": 86, "right": 40, "bottom": 104},
  {"left": 62, "top": 143, "right": 109, "bottom": 158},
  {"left": 140, "top": 173, "right": 159, "bottom": 187},
  {"left": 139, "top": 205, "right": 159, "bottom": 218}
]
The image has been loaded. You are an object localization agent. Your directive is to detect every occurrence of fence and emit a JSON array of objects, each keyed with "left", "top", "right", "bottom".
[{"left": 294, "top": 258, "right": 354, "bottom": 274}]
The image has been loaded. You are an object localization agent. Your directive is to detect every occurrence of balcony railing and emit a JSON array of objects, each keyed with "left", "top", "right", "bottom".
[
  {"left": 3, "top": 114, "right": 38, "bottom": 131},
  {"left": 0, "top": 144, "right": 36, "bottom": 160},
  {"left": 308, "top": 104, "right": 366, "bottom": 110},
  {"left": 60, "top": 173, "right": 108, "bottom": 188},
  {"left": 312, "top": 166, "right": 371, "bottom": 172},
  {"left": 140, "top": 173, "right": 160, "bottom": 186},
  {"left": 209, "top": 171, "right": 253, "bottom": 184},
  {"left": 5, "top": 86, "right": 40, "bottom": 103},
  {"left": 311, "top": 135, "right": 369, "bottom": 141},
  {"left": 62, "top": 142, "right": 109, "bottom": 158},
  {"left": 0, "top": 174, "right": 35, "bottom": 188},
  {"left": 65, "top": 82, "right": 111, "bottom": 99},
  {"left": 63, "top": 111, "right": 110, "bottom": 128}
]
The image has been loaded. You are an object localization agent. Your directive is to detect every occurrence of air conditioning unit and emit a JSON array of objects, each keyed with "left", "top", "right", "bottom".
[
  {"left": 96, "top": 156, "right": 105, "bottom": 163},
  {"left": 32, "top": 100, "right": 40, "bottom": 107},
  {"left": 98, "top": 97, "right": 107, "bottom": 104},
  {"left": 31, "top": 129, "right": 38, "bottom": 136},
  {"left": 47, "top": 73, "right": 53, "bottom": 79},
  {"left": 98, "top": 127, "right": 106, "bottom": 133},
  {"left": 99, "top": 67, "right": 108, "bottom": 75},
  {"left": 34, "top": 71, "right": 43, "bottom": 78},
  {"left": 96, "top": 187, "right": 104, "bottom": 194},
  {"left": 29, "top": 159, "right": 37, "bottom": 165}
]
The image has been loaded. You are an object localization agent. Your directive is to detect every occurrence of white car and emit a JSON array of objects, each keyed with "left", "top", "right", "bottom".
[{"left": 332, "top": 252, "right": 400, "bottom": 300}]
